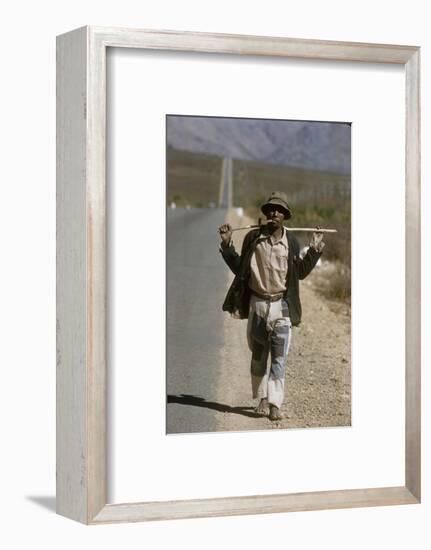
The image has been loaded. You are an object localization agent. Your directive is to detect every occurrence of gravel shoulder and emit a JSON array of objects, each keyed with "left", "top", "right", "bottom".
[{"left": 215, "top": 209, "right": 351, "bottom": 432}]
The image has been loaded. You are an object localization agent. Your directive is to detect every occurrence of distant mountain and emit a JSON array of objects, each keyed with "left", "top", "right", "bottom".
[{"left": 167, "top": 116, "right": 351, "bottom": 175}]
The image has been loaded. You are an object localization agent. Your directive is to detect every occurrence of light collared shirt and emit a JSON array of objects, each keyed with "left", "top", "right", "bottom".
[{"left": 249, "top": 228, "right": 289, "bottom": 296}]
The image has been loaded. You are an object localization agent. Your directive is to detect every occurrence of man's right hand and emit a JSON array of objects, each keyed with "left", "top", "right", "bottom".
[{"left": 218, "top": 223, "right": 233, "bottom": 245}]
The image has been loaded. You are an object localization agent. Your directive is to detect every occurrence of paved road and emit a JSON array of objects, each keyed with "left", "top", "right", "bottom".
[{"left": 166, "top": 207, "right": 228, "bottom": 434}]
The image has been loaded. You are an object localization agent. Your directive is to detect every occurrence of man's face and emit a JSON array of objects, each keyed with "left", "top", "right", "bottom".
[{"left": 265, "top": 205, "right": 286, "bottom": 228}]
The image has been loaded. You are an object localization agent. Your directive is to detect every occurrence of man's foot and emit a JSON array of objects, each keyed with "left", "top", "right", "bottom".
[
  {"left": 255, "top": 398, "right": 270, "bottom": 416},
  {"left": 269, "top": 404, "right": 283, "bottom": 421}
]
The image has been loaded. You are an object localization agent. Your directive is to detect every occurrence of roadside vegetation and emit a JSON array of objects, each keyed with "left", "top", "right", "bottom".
[{"left": 166, "top": 147, "right": 222, "bottom": 207}]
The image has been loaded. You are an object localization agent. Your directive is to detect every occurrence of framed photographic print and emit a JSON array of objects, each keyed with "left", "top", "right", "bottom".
[
  {"left": 56, "top": 26, "right": 420, "bottom": 524},
  {"left": 165, "top": 114, "right": 352, "bottom": 434}
]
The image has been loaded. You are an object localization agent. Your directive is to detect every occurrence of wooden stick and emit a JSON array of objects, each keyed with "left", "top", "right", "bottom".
[
  {"left": 285, "top": 227, "right": 337, "bottom": 233},
  {"left": 230, "top": 224, "right": 337, "bottom": 233}
]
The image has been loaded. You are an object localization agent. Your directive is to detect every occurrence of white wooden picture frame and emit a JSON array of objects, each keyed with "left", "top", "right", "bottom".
[{"left": 56, "top": 26, "right": 420, "bottom": 524}]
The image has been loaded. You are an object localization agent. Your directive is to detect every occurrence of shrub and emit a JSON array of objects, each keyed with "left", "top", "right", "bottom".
[{"left": 311, "top": 261, "right": 351, "bottom": 303}]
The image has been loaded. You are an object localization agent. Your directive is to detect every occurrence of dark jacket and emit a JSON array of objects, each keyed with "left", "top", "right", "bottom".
[{"left": 220, "top": 228, "right": 321, "bottom": 326}]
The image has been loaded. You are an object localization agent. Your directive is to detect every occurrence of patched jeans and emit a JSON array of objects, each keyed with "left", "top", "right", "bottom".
[{"left": 247, "top": 294, "right": 292, "bottom": 408}]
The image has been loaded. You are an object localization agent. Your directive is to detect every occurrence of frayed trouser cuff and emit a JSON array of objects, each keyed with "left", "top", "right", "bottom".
[{"left": 252, "top": 374, "right": 284, "bottom": 409}]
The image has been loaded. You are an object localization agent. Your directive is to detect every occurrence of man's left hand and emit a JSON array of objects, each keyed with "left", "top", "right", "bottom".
[{"left": 310, "top": 227, "right": 325, "bottom": 253}]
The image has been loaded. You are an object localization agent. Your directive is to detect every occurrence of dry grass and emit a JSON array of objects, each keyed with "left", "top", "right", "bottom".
[
  {"left": 166, "top": 148, "right": 222, "bottom": 207},
  {"left": 310, "top": 261, "right": 351, "bottom": 303},
  {"left": 233, "top": 157, "right": 350, "bottom": 211}
]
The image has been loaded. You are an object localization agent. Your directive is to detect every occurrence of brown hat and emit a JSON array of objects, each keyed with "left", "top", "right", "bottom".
[{"left": 261, "top": 191, "right": 292, "bottom": 219}]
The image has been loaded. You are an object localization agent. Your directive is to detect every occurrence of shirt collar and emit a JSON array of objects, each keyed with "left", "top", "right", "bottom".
[{"left": 259, "top": 227, "right": 288, "bottom": 247}]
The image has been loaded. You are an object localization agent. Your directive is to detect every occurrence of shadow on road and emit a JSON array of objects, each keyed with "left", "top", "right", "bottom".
[{"left": 167, "top": 394, "right": 261, "bottom": 419}]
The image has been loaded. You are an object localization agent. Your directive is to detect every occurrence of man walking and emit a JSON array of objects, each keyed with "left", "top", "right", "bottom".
[{"left": 218, "top": 192, "right": 324, "bottom": 421}]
